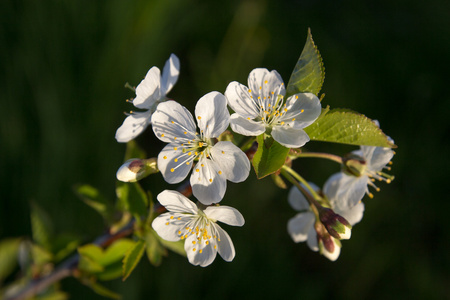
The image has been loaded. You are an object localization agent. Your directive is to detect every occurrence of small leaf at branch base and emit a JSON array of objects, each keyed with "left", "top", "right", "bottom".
[
  {"left": 30, "top": 202, "right": 53, "bottom": 250},
  {"left": 286, "top": 28, "right": 325, "bottom": 98},
  {"left": 83, "top": 280, "right": 122, "bottom": 300},
  {"left": 116, "top": 181, "right": 149, "bottom": 218},
  {"left": 252, "top": 134, "right": 290, "bottom": 179},
  {"left": 304, "top": 108, "right": 396, "bottom": 148},
  {"left": 122, "top": 240, "right": 146, "bottom": 281},
  {"left": 0, "top": 238, "right": 22, "bottom": 281},
  {"left": 145, "top": 231, "right": 167, "bottom": 267},
  {"left": 74, "top": 184, "right": 115, "bottom": 224}
]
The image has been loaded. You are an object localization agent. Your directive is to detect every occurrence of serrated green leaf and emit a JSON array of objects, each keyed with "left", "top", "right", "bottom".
[
  {"left": 0, "top": 238, "right": 21, "bottom": 281},
  {"left": 116, "top": 182, "right": 148, "bottom": 218},
  {"left": 30, "top": 202, "right": 53, "bottom": 250},
  {"left": 252, "top": 134, "right": 290, "bottom": 179},
  {"left": 304, "top": 108, "right": 396, "bottom": 147},
  {"left": 286, "top": 28, "right": 325, "bottom": 98},
  {"left": 145, "top": 231, "right": 166, "bottom": 267},
  {"left": 74, "top": 184, "right": 115, "bottom": 224},
  {"left": 122, "top": 240, "right": 146, "bottom": 281},
  {"left": 125, "top": 140, "right": 146, "bottom": 161}
]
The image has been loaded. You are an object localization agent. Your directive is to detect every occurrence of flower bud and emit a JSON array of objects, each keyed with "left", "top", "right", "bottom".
[
  {"left": 318, "top": 207, "right": 352, "bottom": 240},
  {"left": 318, "top": 234, "right": 341, "bottom": 261},
  {"left": 116, "top": 158, "right": 158, "bottom": 182},
  {"left": 342, "top": 153, "right": 366, "bottom": 177}
]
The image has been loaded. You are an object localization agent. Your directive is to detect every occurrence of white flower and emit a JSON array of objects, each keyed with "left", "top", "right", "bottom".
[
  {"left": 116, "top": 158, "right": 158, "bottom": 182},
  {"left": 287, "top": 179, "right": 364, "bottom": 261},
  {"left": 115, "top": 54, "right": 180, "bottom": 143},
  {"left": 225, "top": 68, "right": 322, "bottom": 148},
  {"left": 152, "top": 190, "right": 245, "bottom": 267},
  {"left": 151, "top": 93, "right": 250, "bottom": 205}
]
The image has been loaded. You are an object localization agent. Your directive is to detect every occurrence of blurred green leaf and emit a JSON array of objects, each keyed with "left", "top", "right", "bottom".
[
  {"left": 78, "top": 245, "right": 104, "bottom": 273},
  {"left": 286, "top": 28, "right": 325, "bottom": 98},
  {"left": 30, "top": 202, "right": 53, "bottom": 250},
  {"left": 145, "top": 230, "right": 166, "bottom": 267},
  {"left": 52, "top": 234, "right": 81, "bottom": 262},
  {"left": 31, "top": 244, "right": 53, "bottom": 266},
  {"left": 74, "top": 184, "right": 115, "bottom": 224},
  {"left": 83, "top": 280, "right": 121, "bottom": 300},
  {"left": 0, "top": 238, "right": 21, "bottom": 281},
  {"left": 35, "top": 289, "right": 69, "bottom": 300},
  {"left": 270, "top": 173, "right": 288, "bottom": 189},
  {"left": 116, "top": 182, "right": 149, "bottom": 218},
  {"left": 122, "top": 240, "right": 146, "bottom": 281},
  {"left": 304, "top": 108, "right": 396, "bottom": 147},
  {"left": 252, "top": 134, "right": 290, "bottom": 179},
  {"left": 124, "top": 140, "right": 146, "bottom": 161},
  {"left": 158, "top": 237, "right": 186, "bottom": 257}
]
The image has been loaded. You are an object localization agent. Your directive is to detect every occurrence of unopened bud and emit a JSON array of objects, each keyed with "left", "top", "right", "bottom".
[
  {"left": 116, "top": 158, "right": 158, "bottom": 182},
  {"left": 319, "top": 207, "right": 352, "bottom": 240},
  {"left": 342, "top": 153, "right": 366, "bottom": 177},
  {"left": 318, "top": 234, "right": 341, "bottom": 261}
]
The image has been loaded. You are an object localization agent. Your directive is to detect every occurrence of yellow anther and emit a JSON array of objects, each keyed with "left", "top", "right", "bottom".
[
  {"left": 165, "top": 222, "right": 169, "bottom": 225},
  {"left": 284, "top": 108, "right": 288, "bottom": 112},
  {"left": 209, "top": 179, "right": 212, "bottom": 182},
  {"left": 174, "top": 137, "right": 177, "bottom": 140},
  {"left": 171, "top": 121, "right": 174, "bottom": 124},
  {"left": 174, "top": 147, "right": 178, "bottom": 150},
  {"left": 196, "top": 169, "right": 200, "bottom": 172},
  {"left": 199, "top": 142, "right": 203, "bottom": 147},
  {"left": 247, "top": 117, "right": 251, "bottom": 120},
  {"left": 292, "top": 118, "right": 296, "bottom": 121},
  {"left": 386, "top": 179, "right": 392, "bottom": 184},
  {"left": 163, "top": 156, "right": 167, "bottom": 159},
  {"left": 170, "top": 168, "right": 174, "bottom": 172},
  {"left": 193, "top": 248, "right": 196, "bottom": 251},
  {"left": 180, "top": 236, "right": 184, "bottom": 240},
  {"left": 195, "top": 152, "right": 198, "bottom": 155},
  {"left": 248, "top": 89, "right": 252, "bottom": 93},
  {"left": 258, "top": 96, "right": 261, "bottom": 99},
  {"left": 186, "top": 162, "right": 190, "bottom": 165},
  {"left": 200, "top": 151, "right": 204, "bottom": 155},
  {"left": 178, "top": 231, "right": 182, "bottom": 235},
  {"left": 192, "top": 241, "right": 196, "bottom": 244},
  {"left": 295, "top": 95, "right": 298, "bottom": 99},
  {"left": 184, "top": 131, "right": 187, "bottom": 134},
  {"left": 259, "top": 86, "right": 262, "bottom": 90},
  {"left": 376, "top": 187, "right": 381, "bottom": 192},
  {"left": 177, "top": 217, "right": 181, "bottom": 220},
  {"left": 199, "top": 249, "right": 203, "bottom": 253},
  {"left": 198, "top": 116, "right": 201, "bottom": 120},
  {"left": 214, "top": 245, "right": 217, "bottom": 249},
  {"left": 205, "top": 241, "right": 209, "bottom": 245},
  {"left": 188, "top": 152, "right": 192, "bottom": 155},
  {"left": 218, "top": 238, "right": 221, "bottom": 242},
  {"left": 218, "top": 171, "right": 222, "bottom": 175},
  {"left": 174, "top": 158, "right": 178, "bottom": 162},
  {"left": 280, "top": 122, "right": 285, "bottom": 125},
  {"left": 271, "top": 91, "right": 274, "bottom": 95},
  {"left": 388, "top": 161, "right": 393, "bottom": 165},
  {"left": 201, "top": 164, "right": 204, "bottom": 167},
  {"left": 222, "top": 151, "right": 225, "bottom": 154},
  {"left": 264, "top": 97, "right": 266, "bottom": 100},
  {"left": 264, "top": 80, "right": 268, "bottom": 84},
  {"left": 170, "top": 216, "right": 174, "bottom": 219},
  {"left": 368, "top": 193, "right": 374, "bottom": 199},
  {"left": 300, "top": 109, "right": 304, "bottom": 113},
  {"left": 161, "top": 134, "right": 165, "bottom": 137}
]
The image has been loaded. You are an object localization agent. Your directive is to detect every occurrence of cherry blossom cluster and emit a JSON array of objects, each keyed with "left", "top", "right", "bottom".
[{"left": 115, "top": 54, "right": 394, "bottom": 266}]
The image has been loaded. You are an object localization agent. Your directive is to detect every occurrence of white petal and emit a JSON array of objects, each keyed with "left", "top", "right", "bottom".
[
  {"left": 332, "top": 173, "right": 369, "bottom": 209},
  {"left": 287, "top": 184, "right": 317, "bottom": 211},
  {"left": 306, "top": 226, "right": 319, "bottom": 251},
  {"left": 158, "top": 143, "right": 193, "bottom": 184},
  {"left": 152, "top": 212, "right": 189, "bottom": 242},
  {"left": 214, "top": 224, "right": 236, "bottom": 262},
  {"left": 204, "top": 206, "right": 245, "bottom": 226},
  {"left": 160, "top": 54, "right": 180, "bottom": 96},
  {"left": 210, "top": 141, "right": 250, "bottom": 183},
  {"left": 287, "top": 211, "right": 315, "bottom": 243},
  {"left": 184, "top": 229, "right": 218, "bottom": 267},
  {"left": 335, "top": 202, "right": 365, "bottom": 226},
  {"left": 156, "top": 190, "right": 198, "bottom": 214},
  {"left": 225, "top": 81, "right": 260, "bottom": 118},
  {"left": 271, "top": 126, "right": 310, "bottom": 148},
  {"left": 115, "top": 111, "right": 152, "bottom": 143},
  {"left": 229, "top": 113, "right": 265, "bottom": 136},
  {"left": 116, "top": 159, "right": 139, "bottom": 182},
  {"left": 281, "top": 93, "right": 321, "bottom": 129},
  {"left": 195, "top": 92, "right": 230, "bottom": 138},
  {"left": 247, "top": 68, "right": 285, "bottom": 107},
  {"left": 361, "top": 146, "right": 394, "bottom": 172},
  {"left": 133, "top": 67, "right": 162, "bottom": 110},
  {"left": 151, "top": 100, "right": 197, "bottom": 143},
  {"left": 190, "top": 157, "right": 226, "bottom": 205}
]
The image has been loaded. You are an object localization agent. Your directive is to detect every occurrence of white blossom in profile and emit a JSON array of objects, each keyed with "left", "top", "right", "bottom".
[
  {"left": 151, "top": 93, "right": 250, "bottom": 205},
  {"left": 152, "top": 190, "right": 244, "bottom": 267},
  {"left": 225, "top": 68, "right": 321, "bottom": 148},
  {"left": 116, "top": 54, "right": 180, "bottom": 143}
]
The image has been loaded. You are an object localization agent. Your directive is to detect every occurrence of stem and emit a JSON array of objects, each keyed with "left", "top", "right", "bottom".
[{"left": 294, "top": 152, "right": 343, "bottom": 164}]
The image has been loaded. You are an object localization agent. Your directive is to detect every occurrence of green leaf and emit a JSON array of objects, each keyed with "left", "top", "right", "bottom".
[
  {"left": 304, "top": 108, "right": 396, "bottom": 148},
  {"left": 35, "top": 289, "right": 69, "bottom": 300},
  {"left": 0, "top": 238, "right": 21, "bottom": 281},
  {"left": 84, "top": 280, "right": 122, "bottom": 300},
  {"left": 30, "top": 202, "right": 53, "bottom": 250},
  {"left": 271, "top": 173, "right": 288, "bottom": 189},
  {"left": 122, "top": 240, "right": 146, "bottom": 281},
  {"left": 252, "top": 134, "right": 290, "bottom": 179},
  {"left": 144, "top": 230, "right": 167, "bottom": 267},
  {"left": 286, "top": 28, "right": 325, "bottom": 98},
  {"left": 78, "top": 245, "right": 104, "bottom": 273},
  {"left": 116, "top": 182, "right": 148, "bottom": 218},
  {"left": 125, "top": 140, "right": 146, "bottom": 161},
  {"left": 31, "top": 243, "right": 54, "bottom": 266},
  {"left": 74, "top": 184, "right": 115, "bottom": 224},
  {"left": 52, "top": 234, "right": 81, "bottom": 262},
  {"left": 158, "top": 237, "right": 186, "bottom": 257}
]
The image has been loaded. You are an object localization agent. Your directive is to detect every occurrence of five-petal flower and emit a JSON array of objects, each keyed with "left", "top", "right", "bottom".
[
  {"left": 151, "top": 92, "right": 250, "bottom": 204},
  {"left": 225, "top": 68, "right": 322, "bottom": 148},
  {"left": 152, "top": 190, "right": 245, "bottom": 267},
  {"left": 115, "top": 54, "right": 180, "bottom": 143}
]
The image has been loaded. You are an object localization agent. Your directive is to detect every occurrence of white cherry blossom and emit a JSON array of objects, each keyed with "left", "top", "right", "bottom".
[
  {"left": 225, "top": 68, "right": 322, "bottom": 148},
  {"left": 287, "top": 179, "right": 364, "bottom": 261},
  {"left": 115, "top": 54, "right": 180, "bottom": 143},
  {"left": 151, "top": 93, "right": 250, "bottom": 205},
  {"left": 152, "top": 190, "right": 245, "bottom": 267}
]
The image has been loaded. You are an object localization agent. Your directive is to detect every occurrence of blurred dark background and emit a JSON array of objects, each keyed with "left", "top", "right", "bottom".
[{"left": 1, "top": 0, "right": 449, "bottom": 299}]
